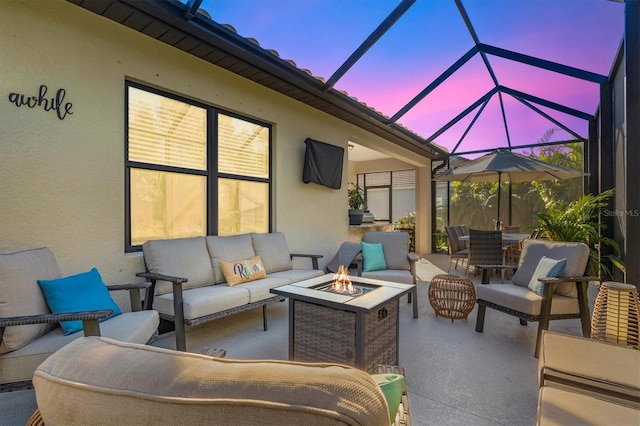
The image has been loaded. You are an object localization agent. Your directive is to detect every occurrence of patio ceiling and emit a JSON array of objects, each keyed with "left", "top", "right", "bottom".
[{"left": 68, "top": 0, "right": 624, "bottom": 160}]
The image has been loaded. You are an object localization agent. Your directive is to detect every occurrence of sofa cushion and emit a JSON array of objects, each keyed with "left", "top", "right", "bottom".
[
  {"left": 0, "top": 248, "right": 60, "bottom": 354},
  {"left": 239, "top": 277, "right": 292, "bottom": 303},
  {"left": 476, "top": 284, "right": 580, "bottom": 316},
  {"left": 153, "top": 285, "right": 251, "bottom": 321},
  {"left": 251, "top": 232, "right": 294, "bottom": 274},
  {"left": 219, "top": 256, "right": 266, "bottom": 286},
  {"left": 362, "top": 232, "right": 410, "bottom": 270},
  {"left": 1, "top": 310, "right": 159, "bottom": 386},
  {"left": 143, "top": 237, "right": 215, "bottom": 295},
  {"left": 527, "top": 257, "right": 567, "bottom": 296},
  {"left": 37, "top": 268, "right": 122, "bottom": 335},
  {"left": 33, "top": 337, "right": 390, "bottom": 426},
  {"left": 512, "top": 240, "right": 589, "bottom": 298},
  {"left": 206, "top": 234, "right": 256, "bottom": 284},
  {"left": 268, "top": 268, "right": 325, "bottom": 283}
]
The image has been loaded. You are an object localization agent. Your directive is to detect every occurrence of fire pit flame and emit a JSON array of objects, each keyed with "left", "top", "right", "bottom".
[{"left": 332, "top": 265, "right": 355, "bottom": 294}]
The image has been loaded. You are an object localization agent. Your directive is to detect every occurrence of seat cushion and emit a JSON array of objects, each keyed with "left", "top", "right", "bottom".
[
  {"left": 33, "top": 337, "right": 389, "bottom": 426},
  {"left": 0, "top": 310, "right": 159, "bottom": 385},
  {"left": 363, "top": 232, "right": 410, "bottom": 270},
  {"left": 143, "top": 237, "right": 215, "bottom": 295},
  {"left": 153, "top": 285, "right": 250, "bottom": 321},
  {"left": 238, "top": 277, "right": 292, "bottom": 303},
  {"left": 0, "top": 248, "right": 60, "bottom": 354},
  {"left": 268, "top": 268, "right": 325, "bottom": 283},
  {"left": 361, "top": 270, "right": 414, "bottom": 285},
  {"left": 512, "top": 240, "right": 589, "bottom": 298},
  {"left": 206, "top": 234, "right": 256, "bottom": 284},
  {"left": 251, "top": 232, "right": 294, "bottom": 274},
  {"left": 476, "top": 284, "right": 579, "bottom": 316},
  {"left": 538, "top": 386, "right": 640, "bottom": 426}
]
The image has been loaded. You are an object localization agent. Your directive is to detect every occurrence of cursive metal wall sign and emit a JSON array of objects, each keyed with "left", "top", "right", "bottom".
[{"left": 8, "top": 84, "right": 73, "bottom": 120}]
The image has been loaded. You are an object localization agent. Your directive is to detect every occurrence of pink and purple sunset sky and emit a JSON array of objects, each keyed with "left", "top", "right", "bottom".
[{"left": 198, "top": 0, "right": 624, "bottom": 155}]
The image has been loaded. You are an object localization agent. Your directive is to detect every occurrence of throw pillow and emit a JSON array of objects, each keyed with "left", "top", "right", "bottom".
[
  {"left": 361, "top": 241, "right": 387, "bottom": 272},
  {"left": 527, "top": 256, "right": 567, "bottom": 296},
  {"left": 37, "top": 268, "right": 122, "bottom": 335},
  {"left": 219, "top": 256, "right": 267, "bottom": 286},
  {"left": 371, "top": 373, "right": 405, "bottom": 424}
]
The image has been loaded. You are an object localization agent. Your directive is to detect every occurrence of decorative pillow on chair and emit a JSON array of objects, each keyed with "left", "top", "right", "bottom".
[
  {"left": 361, "top": 241, "right": 387, "bottom": 272},
  {"left": 371, "top": 373, "right": 405, "bottom": 424},
  {"left": 527, "top": 256, "right": 567, "bottom": 296},
  {"left": 219, "top": 256, "right": 267, "bottom": 286},
  {"left": 37, "top": 268, "right": 122, "bottom": 335}
]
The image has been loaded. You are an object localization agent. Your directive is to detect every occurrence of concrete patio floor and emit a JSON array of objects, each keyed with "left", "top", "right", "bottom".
[{"left": 0, "top": 253, "right": 596, "bottom": 426}]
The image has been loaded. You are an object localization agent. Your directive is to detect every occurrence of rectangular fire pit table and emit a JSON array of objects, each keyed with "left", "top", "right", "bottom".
[{"left": 270, "top": 274, "right": 416, "bottom": 373}]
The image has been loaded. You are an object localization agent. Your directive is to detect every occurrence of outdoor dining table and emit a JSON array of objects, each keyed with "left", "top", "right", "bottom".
[{"left": 458, "top": 232, "right": 530, "bottom": 244}]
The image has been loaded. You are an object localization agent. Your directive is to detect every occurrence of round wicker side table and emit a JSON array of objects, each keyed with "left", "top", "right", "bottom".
[{"left": 428, "top": 274, "right": 476, "bottom": 322}]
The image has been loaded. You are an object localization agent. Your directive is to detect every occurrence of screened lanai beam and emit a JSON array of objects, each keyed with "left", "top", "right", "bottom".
[
  {"left": 480, "top": 44, "right": 608, "bottom": 84},
  {"left": 498, "top": 92, "right": 512, "bottom": 148},
  {"left": 183, "top": 0, "right": 204, "bottom": 19},
  {"left": 324, "top": 0, "right": 416, "bottom": 90},
  {"left": 451, "top": 97, "right": 490, "bottom": 154},
  {"left": 390, "top": 45, "right": 479, "bottom": 123},
  {"left": 454, "top": 0, "right": 499, "bottom": 86},
  {"left": 424, "top": 87, "right": 498, "bottom": 144},
  {"left": 455, "top": 139, "right": 585, "bottom": 157},
  {"left": 509, "top": 94, "right": 585, "bottom": 141},
  {"left": 498, "top": 86, "right": 593, "bottom": 120}
]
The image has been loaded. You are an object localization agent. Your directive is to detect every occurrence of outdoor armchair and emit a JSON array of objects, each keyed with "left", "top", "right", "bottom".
[
  {"left": 356, "top": 231, "right": 418, "bottom": 318},
  {"left": 0, "top": 247, "right": 159, "bottom": 391},
  {"left": 474, "top": 240, "right": 597, "bottom": 357}
]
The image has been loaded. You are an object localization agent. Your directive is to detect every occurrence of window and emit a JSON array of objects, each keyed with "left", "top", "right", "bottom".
[
  {"left": 357, "top": 170, "right": 415, "bottom": 223},
  {"left": 125, "top": 83, "right": 271, "bottom": 251}
]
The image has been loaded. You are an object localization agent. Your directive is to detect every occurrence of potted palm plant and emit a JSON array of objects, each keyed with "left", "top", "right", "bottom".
[
  {"left": 348, "top": 182, "right": 366, "bottom": 225},
  {"left": 536, "top": 189, "right": 620, "bottom": 278}
]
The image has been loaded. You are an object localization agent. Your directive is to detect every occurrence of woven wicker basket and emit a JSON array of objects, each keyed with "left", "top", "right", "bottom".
[{"left": 428, "top": 274, "right": 476, "bottom": 322}]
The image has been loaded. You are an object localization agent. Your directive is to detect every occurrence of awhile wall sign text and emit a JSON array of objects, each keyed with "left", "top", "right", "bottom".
[{"left": 8, "top": 84, "right": 73, "bottom": 120}]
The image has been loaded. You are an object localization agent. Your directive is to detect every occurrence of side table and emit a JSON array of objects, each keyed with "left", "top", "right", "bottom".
[
  {"left": 377, "top": 365, "right": 411, "bottom": 426},
  {"left": 428, "top": 274, "right": 476, "bottom": 322}
]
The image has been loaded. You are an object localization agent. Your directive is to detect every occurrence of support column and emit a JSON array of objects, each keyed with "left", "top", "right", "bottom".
[
  {"left": 626, "top": 0, "right": 640, "bottom": 287},
  {"left": 415, "top": 165, "right": 431, "bottom": 254}
]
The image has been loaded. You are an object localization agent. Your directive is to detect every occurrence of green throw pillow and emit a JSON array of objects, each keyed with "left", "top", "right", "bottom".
[
  {"left": 371, "top": 373, "right": 404, "bottom": 424},
  {"left": 361, "top": 241, "right": 387, "bottom": 272},
  {"left": 527, "top": 256, "right": 567, "bottom": 296},
  {"left": 38, "top": 268, "right": 122, "bottom": 335}
]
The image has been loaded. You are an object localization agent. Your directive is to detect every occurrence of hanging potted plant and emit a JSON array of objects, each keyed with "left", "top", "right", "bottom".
[{"left": 348, "top": 182, "right": 366, "bottom": 225}]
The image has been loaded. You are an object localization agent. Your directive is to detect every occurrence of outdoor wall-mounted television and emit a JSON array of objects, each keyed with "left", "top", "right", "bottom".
[{"left": 302, "top": 138, "right": 344, "bottom": 190}]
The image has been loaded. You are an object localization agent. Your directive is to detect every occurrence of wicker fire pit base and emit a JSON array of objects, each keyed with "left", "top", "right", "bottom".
[{"left": 428, "top": 274, "right": 476, "bottom": 322}]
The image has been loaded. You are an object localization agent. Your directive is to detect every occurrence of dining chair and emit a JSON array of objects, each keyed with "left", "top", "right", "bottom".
[
  {"left": 444, "top": 226, "right": 469, "bottom": 272},
  {"left": 466, "top": 229, "right": 504, "bottom": 277}
]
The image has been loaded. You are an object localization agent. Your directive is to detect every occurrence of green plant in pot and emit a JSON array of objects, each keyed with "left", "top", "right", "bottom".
[
  {"left": 348, "top": 182, "right": 366, "bottom": 225},
  {"left": 536, "top": 189, "right": 620, "bottom": 278}
]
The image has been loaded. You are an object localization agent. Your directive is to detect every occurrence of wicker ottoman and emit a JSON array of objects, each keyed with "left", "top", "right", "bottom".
[{"left": 428, "top": 274, "right": 476, "bottom": 322}]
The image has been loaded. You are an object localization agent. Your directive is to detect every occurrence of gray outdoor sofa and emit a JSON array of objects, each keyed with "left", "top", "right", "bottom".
[{"left": 138, "top": 232, "right": 323, "bottom": 351}]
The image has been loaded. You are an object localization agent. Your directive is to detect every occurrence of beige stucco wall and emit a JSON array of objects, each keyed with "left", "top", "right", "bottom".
[{"left": 1, "top": 0, "right": 431, "bottom": 289}]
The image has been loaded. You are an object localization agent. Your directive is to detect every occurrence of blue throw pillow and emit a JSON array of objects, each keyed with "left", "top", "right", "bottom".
[
  {"left": 361, "top": 241, "right": 387, "bottom": 272},
  {"left": 371, "top": 373, "right": 405, "bottom": 424},
  {"left": 527, "top": 256, "right": 567, "bottom": 296},
  {"left": 38, "top": 268, "right": 122, "bottom": 335}
]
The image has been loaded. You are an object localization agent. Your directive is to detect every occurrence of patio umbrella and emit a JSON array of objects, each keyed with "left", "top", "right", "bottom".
[{"left": 434, "top": 149, "right": 587, "bottom": 228}]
